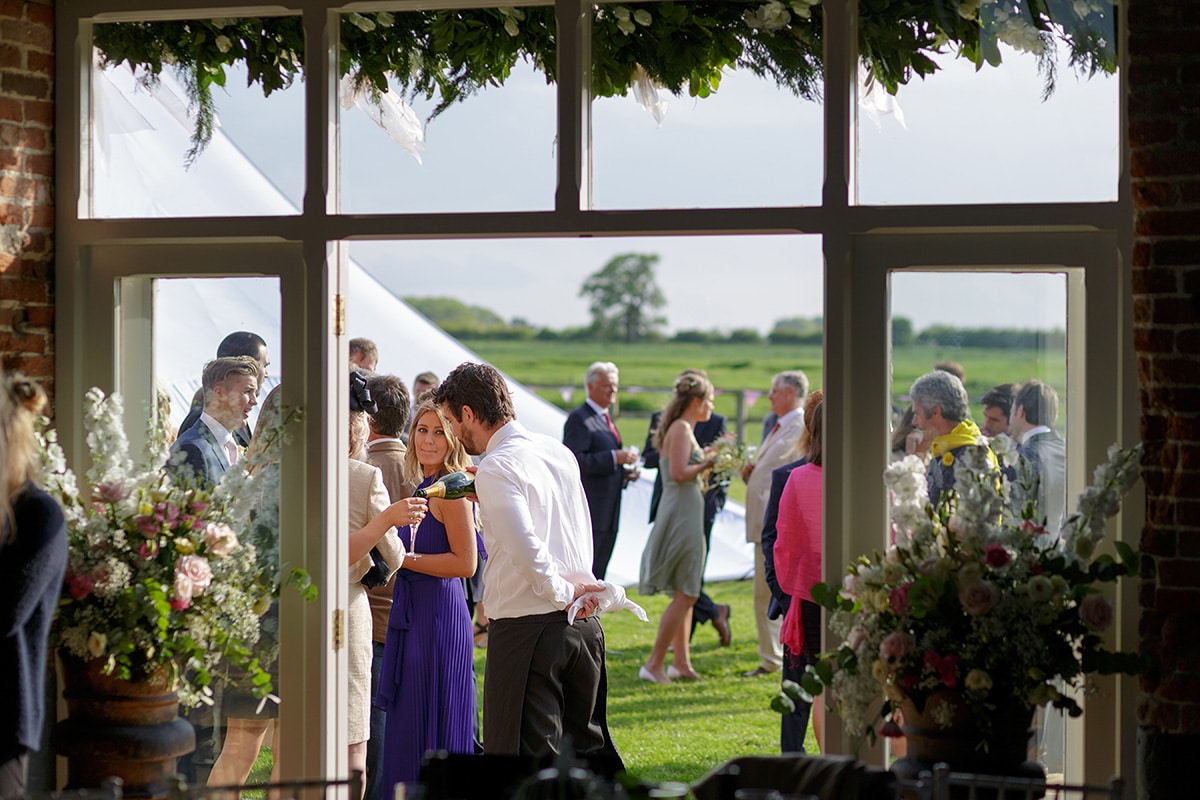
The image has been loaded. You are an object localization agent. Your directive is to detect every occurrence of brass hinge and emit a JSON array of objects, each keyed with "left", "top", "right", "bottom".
[
  {"left": 332, "top": 608, "right": 345, "bottom": 650},
  {"left": 333, "top": 294, "right": 346, "bottom": 336}
]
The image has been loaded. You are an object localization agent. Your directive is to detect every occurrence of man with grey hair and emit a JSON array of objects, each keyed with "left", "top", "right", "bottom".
[
  {"left": 740, "top": 370, "right": 808, "bottom": 677},
  {"left": 909, "top": 369, "right": 992, "bottom": 505},
  {"left": 564, "top": 361, "right": 640, "bottom": 579}
]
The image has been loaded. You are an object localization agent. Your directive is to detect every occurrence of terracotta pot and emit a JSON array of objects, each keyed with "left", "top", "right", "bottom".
[
  {"left": 55, "top": 654, "right": 195, "bottom": 799},
  {"left": 891, "top": 688, "right": 1045, "bottom": 796}
]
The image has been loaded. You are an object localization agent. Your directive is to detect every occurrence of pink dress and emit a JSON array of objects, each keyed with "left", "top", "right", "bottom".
[{"left": 775, "top": 463, "right": 822, "bottom": 656}]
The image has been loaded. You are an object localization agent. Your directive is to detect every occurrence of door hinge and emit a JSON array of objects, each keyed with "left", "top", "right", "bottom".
[
  {"left": 332, "top": 608, "right": 345, "bottom": 650},
  {"left": 334, "top": 293, "right": 346, "bottom": 336}
]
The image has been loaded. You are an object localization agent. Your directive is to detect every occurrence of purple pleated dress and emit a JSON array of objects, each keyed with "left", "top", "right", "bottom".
[{"left": 376, "top": 475, "right": 477, "bottom": 789}]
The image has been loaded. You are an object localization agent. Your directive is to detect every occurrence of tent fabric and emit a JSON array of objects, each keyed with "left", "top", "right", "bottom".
[{"left": 96, "top": 64, "right": 754, "bottom": 588}]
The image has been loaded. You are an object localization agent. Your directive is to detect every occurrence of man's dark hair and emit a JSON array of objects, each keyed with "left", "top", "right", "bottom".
[
  {"left": 350, "top": 337, "right": 378, "bottom": 364},
  {"left": 981, "top": 383, "right": 1020, "bottom": 421},
  {"left": 366, "top": 374, "right": 411, "bottom": 438},
  {"left": 433, "top": 362, "right": 514, "bottom": 427},
  {"left": 1014, "top": 379, "right": 1059, "bottom": 428},
  {"left": 217, "top": 331, "right": 267, "bottom": 359}
]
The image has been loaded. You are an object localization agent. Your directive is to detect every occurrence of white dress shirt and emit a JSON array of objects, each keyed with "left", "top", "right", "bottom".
[
  {"left": 1020, "top": 425, "right": 1052, "bottom": 445},
  {"left": 475, "top": 420, "right": 596, "bottom": 620}
]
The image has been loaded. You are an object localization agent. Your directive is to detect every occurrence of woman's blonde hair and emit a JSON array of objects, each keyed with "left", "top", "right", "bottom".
[
  {"left": 653, "top": 370, "right": 713, "bottom": 450},
  {"left": 349, "top": 410, "right": 370, "bottom": 459},
  {"left": 403, "top": 397, "right": 471, "bottom": 485},
  {"left": 245, "top": 384, "right": 284, "bottom": 472},
  {"left": 2, "top": 369, "right": 48, "bottom": 536},
  {"left": 796, "top": 389, "right": 824, "bottom": 459}
]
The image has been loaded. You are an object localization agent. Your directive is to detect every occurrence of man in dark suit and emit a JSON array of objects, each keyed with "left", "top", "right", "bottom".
[
  {"left": 643, "top": 369, "right": 731, "bottom": 646},
  {"left": 563, "top": 361, "right": 640, "bottom": 580},
  {"left": 169, "top": 356, "right": 262, "bottom": 488},
  {"left": 177, "top": 331, "right": 270, "bottom": 448},
  {"left": 1011, "top": 379, "right": 1067, "bottom": 533}
]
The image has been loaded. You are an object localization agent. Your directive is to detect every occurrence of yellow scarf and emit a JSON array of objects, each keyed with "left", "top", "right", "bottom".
[{"left": 929, "top": 419, "right": 996, "bottom": 468}]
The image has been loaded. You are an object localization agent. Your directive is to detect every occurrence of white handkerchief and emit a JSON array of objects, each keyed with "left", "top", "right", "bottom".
[{"left": 566, "top": 582, "right": 649, "bottom": 625}]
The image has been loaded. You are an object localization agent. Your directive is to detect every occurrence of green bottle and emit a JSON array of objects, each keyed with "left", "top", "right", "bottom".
[{"left": 414, "top": 471, "right": 475, "bottom": 500}]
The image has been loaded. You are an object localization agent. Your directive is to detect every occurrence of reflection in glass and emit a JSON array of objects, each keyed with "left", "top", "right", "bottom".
[
  {"left": 153, "top": 278, "right": 283, "bottom": 784},
  {"left": 889, "top": 270, "right": 1069, "bottom": 775}
]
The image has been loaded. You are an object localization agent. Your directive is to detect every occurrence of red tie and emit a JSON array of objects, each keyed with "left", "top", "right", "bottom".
[
  {"left": 603, "top": 412, "right": 622, "bottom": 446},
  {"left": 764, "top": 421, "right": 781, "bottom": 447}
]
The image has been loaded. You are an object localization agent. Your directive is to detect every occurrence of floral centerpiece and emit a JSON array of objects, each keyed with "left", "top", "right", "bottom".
[
  {"left": 38, "top": 388, "right": 307, "bottom": 707},
  {"left": 703, "top": 432, "right": 755, "bottom": 491},
  {"left": 788, "top": 437, "right": 1144, "bottom": 755}
]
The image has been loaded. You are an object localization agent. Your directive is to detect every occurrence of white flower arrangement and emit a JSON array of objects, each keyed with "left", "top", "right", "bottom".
[
  {"left": 787, "top": 437, "right": 1145, "bottom": 750},
  {"left": 38, "top": 388, "right": 309, "bottom": 707}
]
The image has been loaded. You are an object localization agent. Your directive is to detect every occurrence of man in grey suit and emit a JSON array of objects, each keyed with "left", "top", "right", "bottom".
[
  {"left": 362, "top": 374, "right": 414, "bottom": 800},
  {"left": 169, "top": 356, "right": 262, "bottom": 488},
  {"left": 740, "top": 370, "right": 808, "bottom": 677},
  {"left": 176, "top": 331, "right": 270, "bottom": 448},
  {"left": 1011, "top": 380, "right": 1067, "bottom": 533}
]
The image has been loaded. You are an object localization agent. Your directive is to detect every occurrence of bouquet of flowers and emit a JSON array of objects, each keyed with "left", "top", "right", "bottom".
[
  {"left": 38, "top": 388, "right": 304, "bottom": 707},
  {"left": 703, "top": 432, "right": 755, "bottom": 491},
  {"left": 792, "top": 437, "right": 1144, "bottom": 750}
]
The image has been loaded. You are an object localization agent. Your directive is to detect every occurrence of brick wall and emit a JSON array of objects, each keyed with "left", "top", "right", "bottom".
[
  {"left": 1129, "top": 0, "right": 1200, "bottom": 794},
  {"left": 0, "top": 0, "right": 54, "bottom": 400}
]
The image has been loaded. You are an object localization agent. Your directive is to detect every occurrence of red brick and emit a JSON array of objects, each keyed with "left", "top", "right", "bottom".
[
  {"left": 1148, "top": 240, "right": 1200, "bottom": 267},
  {"left": 1157, "top": 672, "right": 1200, "bottom": 702},
  {"left": 0, "top": 278, "right": 44, "bottom": 302},
  {"left": 1136, "top": 209, "right": 1200, "bottom": 237},
  {"left": 1180, "top": 269, "right": 1200, "bottom": 296},
  {"left": 0, "top": 44, "right": 19, "bottom": 70},
  {"left": 1147, "top": 498, "right": 1175, "bottom": 528},
  {"left": 1157, "top": 588, "right": 1200, "bottom": 615},
  {"left": 1135, "top": 327, "right": 1176, "bottom": 354},
  {"left": 1135, "top": 296, "right": 1153, "bottom": 325},
  {"left": 1139, "top": 696, "right": 1182, "bottom": 731},
  {"left": 1144, "top": 523, "right": 1179, "bottom": 554},
  {"left": 23, "top": 305, "right": 51, "bottom": 327},
  {"left": 0, "top": 330, "right": 42, "bottom": 352},
  {"left": 1132, "top": 148, "right": 1200, "bottom": 179},
  {"left": 26, "top": 50, "right": 52, "bottom": 74},
  {"left": 1178, "top": 329, "right": 1200, "bottom": 354},
  {"left": 1151, "top": 296, "right": 1200, "bottom": 325},
  {"left": 0, "top": 20, "right": 51, "bottom": 52},
  {"left": 1158, "top": 557, "right": 1200, "bottom": 587},
  {"left": 1132, "top": 264, "right": 1179, "bottom": 293},
  {"left": 1133, "top": 179, "right": 1180, "bottom": 208},
  {"left": 0, "top": 69, "right": 49, "bottom": 100},
  {"left": 3, "top": 353, "right": 50, "bottom": 377},
  {"left": 1181, "top": 180, "right": 1200, "bottom": 205},
  {"left": 23, "top": 1, "right": 53, "bottom": 30},
  {"left": 22, "top": 99, "right": 51, "bottom": 127},
  {"left": 20, "top": 152, "right": 51, "bottom": 177},
  {"left": 0, "top": 122, "right": 45, "bottom": 151}
]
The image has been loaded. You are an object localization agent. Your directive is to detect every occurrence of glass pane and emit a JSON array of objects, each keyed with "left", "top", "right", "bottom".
[
  {"left": 89, "top": 19, "right": 304, "bottom": 218},
  {"left": 857, "top": 4, "right": 1118, "bottom": 205},
  {"left": 153, "top": 277, "right": 283, "bottom": 785},
  {"left": 591, "top": 1, "right": 823, "bottom": 209},
  {"left": 346, "top": 234, "right": 822, "bottom": 584},
  {"left": 889, "top": 270, "right": 1070, "bottom": 776},
  {"left": 336, "top": 7, "right": 556, "bottom": 213}
]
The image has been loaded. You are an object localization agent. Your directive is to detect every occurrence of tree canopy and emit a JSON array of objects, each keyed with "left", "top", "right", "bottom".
[{"left": 579, "top": 253, "right": 668, "bottom": 343}]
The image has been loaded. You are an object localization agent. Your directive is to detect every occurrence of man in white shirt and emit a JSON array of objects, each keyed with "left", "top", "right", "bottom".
[
  {"left": 1011, "top": 379, "right": 1067, "bottom": 533},
  {"left": 432, "top": 362, "right": 620, "bottom": 764},
  {"left": 169, "top": 356, "right": 261, "bottom": 488}
]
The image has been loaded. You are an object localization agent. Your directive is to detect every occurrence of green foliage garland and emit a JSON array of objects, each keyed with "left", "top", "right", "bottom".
[{"left": 90, "top": 1, "right": 1116, "bottom": 161}]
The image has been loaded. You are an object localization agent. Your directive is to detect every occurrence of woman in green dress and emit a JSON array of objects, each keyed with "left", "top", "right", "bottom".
[{"left": 638, "top": 372, "right": 716, "bottom": 684}]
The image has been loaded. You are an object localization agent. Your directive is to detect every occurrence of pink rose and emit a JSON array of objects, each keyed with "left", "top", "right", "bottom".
[
  {"left": 984, "top": 543, "right": 1011, "bottom": 568},
  {"left": 847, "top": 626, "right": 868, "bottom": 653},
  {"left": 924, "top": 651, "right": 960, "bottom": 688},
  {"left": 959, "top": 580, "right": 999, "bottom": 616},
  {"left": 202, "top": 523, "right": 239, "bottom": 557},
  {"left": 175, "top": 554, "right": 213, "bottom": 596},
  {"left": 878, "top": 719, "right": 904, "bottom": 738},
  {"left": 172, "top": 572, "right": 194, "bottom": 610},
  {"left": 94, "top": 478, "right": 130, "bottom": 503},
  {"left": 68, "top": 573, "right": 94, "bottom": 600},
  {"left": 879, "top": 632, "right": 916, "bottom": 664},
  {"left": 1080, "top": 593, "right": 1114, "bottom": 632},
  {"left": 889, "top": 584, "right": 912, "bottom": 615},
  {"left": 137, "top": 540, "right": 158, "bottom": 559},
  {"left": 135, "top": 514, "right": 159, "bottom": 538}
]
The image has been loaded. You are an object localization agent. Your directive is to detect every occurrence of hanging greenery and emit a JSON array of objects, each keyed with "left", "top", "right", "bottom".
[{"left": 91, "top": 0, "right": 1117, "bottom": 161}]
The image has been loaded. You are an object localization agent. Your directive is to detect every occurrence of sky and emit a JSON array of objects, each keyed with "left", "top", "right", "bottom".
[{"left": 110, "top": 27, "right": 1116, "bottom": 335}]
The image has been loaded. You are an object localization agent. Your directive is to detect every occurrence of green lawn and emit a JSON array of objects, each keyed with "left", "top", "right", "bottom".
[{"left": 473, "top": 578, "right": 816, "bottom": 786}]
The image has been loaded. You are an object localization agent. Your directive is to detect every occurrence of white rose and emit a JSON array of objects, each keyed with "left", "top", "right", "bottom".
[
  {"left": 87, "top": 632, "right": 108, "bottom": 658},
  {"left": 633, "top": 9, "right": 652, "bottom": 26}
]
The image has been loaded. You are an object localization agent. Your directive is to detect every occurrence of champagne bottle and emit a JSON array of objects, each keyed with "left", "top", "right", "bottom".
[{"left": 414, "top": 471, "right": 475, "bottom": 500}]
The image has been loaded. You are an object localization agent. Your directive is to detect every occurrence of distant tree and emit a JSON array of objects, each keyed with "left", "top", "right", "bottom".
[
  {"left": 672, "top": 329, "right": 720, "bottom": 344},
  {"left": 404, "top": 296, "right": 506, "bottom": 336},
  {"left": 727, "top": 328, "right": 763, "bottom": 344},
  {"left": 579, "top": 253, "right": 667, "bottom": 343},
  {"left": 892, "top": 316, "right": 915, "bottom": 346}
]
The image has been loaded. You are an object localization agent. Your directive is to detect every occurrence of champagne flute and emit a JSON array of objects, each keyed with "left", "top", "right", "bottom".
[{"left": 407, "top": 510, "right": 423, "bottom": 561}]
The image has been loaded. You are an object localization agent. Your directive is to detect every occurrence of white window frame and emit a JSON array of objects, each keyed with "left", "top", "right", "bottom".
[{"left": 55, "top": 0, "right": 1139, "bottom": 784}]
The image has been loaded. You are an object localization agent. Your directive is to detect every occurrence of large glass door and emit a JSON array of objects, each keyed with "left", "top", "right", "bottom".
[{"left": 58, "top": 241, "right": 347, "bottom": 783}]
